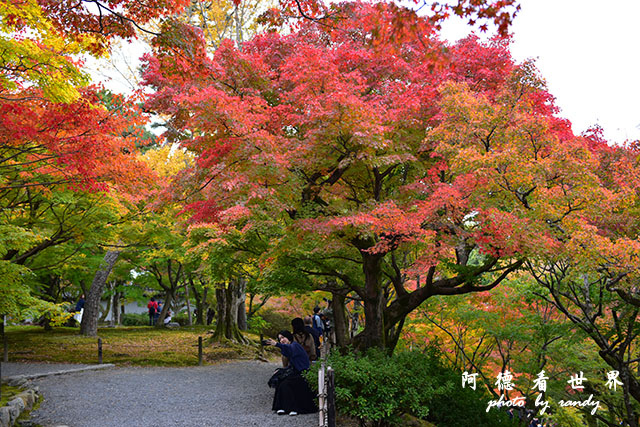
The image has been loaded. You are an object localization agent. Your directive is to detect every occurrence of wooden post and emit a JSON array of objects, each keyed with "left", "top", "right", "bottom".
[
  {"left": 318, "top": 362, "right": 326, "bottom": 427},
  {"left": 98, "top": 338, "right": 103, "bottom": 364},
  {"left": 198, "top": 337, "right": 203, "bottom": 366},
  {"left": 327, "top": 367, "right": 336, "bottom": 427},
  {"left": 2, "top": 315, "right": 7, "bottom": 363},
  {"left": 259, "top": 333, "right": 265, "bottom": 357}
]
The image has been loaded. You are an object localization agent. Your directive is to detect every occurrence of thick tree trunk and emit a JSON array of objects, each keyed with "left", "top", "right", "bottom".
[
  {"left": 237, "top": 279, "right": 247, "bottom": 331},
  {"left": 352, "top": 253, "right": 386, "bottom": 351},
  {"left": 155, "top": 290, "right": 174, "bottom": 327},
  {"left": 81, "top": 250, "right": 120, "bottom": 336},
  {"left": 331, "top": 292, "right": 350, "bottom": 349},
  {"left": 212, "top": 280, "right": 248, "bottom": 343},
  {"left": 189, "top": 276, "right": 208, "bottom": 326},
  {"left": 153, "top": 260, "right": 182, "bottom": 327},
  {"left": 195, "top": 289, "right": 207, "bottom": 325}
]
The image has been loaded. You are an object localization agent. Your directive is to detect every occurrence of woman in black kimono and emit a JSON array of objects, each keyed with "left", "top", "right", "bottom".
[{"left": 266, "top": 330, "right": 318, "bottom": 416}]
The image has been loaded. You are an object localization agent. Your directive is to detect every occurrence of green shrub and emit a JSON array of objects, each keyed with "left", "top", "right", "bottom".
[
  {"left": 121, "top": 313, "right": 148, "bottom": 326},
  {"left": 172, "top": 312, "right": 192, "bottom": 326},
  {"left": 247, "top": 314, "right": 268, "bottom": 334},
  {"left": 306, "top": 348, "right": 518, "bottom": 427},
  {"left": 255, "top": 308, "right": 292, "bottom": 338}
]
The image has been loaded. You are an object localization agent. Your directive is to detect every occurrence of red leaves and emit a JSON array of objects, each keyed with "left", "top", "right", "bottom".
[
  {"left": 36, "top": 0, "right": 190, "bottom": 54},
  {"left": 142, "top": 0, "right": 634, "bottom": 285},
  {"left": 1, "top": 87, "right": 154, "bottom": 195},
  {"left": 182, "top": 200, "right": 222, "bottom": 224}
]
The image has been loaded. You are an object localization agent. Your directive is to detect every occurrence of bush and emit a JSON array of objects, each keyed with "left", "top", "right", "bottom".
[
  {"left": 306, "top": 348, "right": 518, "bottom": 427},
  {"left": 255, "top": 308, "right": 292, "bottom": 338},
  {"left": 247, "top": 314, "right": 268, "bottom": 334},
  {"left": 172, "top": 312, "right": 192, "bottom": 326},
  {"left": 121, "top": 313, "right": 148, "bottom": 326}
]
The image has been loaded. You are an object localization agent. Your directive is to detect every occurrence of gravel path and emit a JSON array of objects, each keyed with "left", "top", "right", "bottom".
[{"left": 3, "top": 361, "right": 317, "bottom": 427}]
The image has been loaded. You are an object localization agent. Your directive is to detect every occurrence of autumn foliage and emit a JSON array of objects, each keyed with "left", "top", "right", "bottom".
[{"left": 141, "top": 0, "right": 613, "bottom": 352}]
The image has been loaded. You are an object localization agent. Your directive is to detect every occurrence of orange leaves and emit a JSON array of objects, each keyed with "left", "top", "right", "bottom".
[{"left": 0, "top": 87, "right": 155, "bottom": 196}]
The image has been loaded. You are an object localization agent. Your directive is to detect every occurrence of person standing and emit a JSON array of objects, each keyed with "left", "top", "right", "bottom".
[
  {"left": 155, "top": 301, "right": 163, "bottom": 325},
  {"left": 73, "top": 294, "right": 85, "bottom": 324},
  {"left": 303, "top": 316, "right": 321, "bottom": 356},
  {"left": 291, "top": 318, "right": 317, "bottom": 362},
  {"left": 147, "top": 297, "right": 158, "bottom": 326},
  {"left": 312, "top": 306, "right": 324, "bottom": 338}
]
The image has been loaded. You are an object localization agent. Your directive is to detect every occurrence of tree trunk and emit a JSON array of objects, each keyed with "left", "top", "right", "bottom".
[
  {"left": 99, "top": 297, "right": 110, "bottom": 322},
  {"left": 81, "top": 250, "right": 120, "bottom": 336},
  {"left": 212, "top": 280, "right": 248, "bottom": 343},
  {"left": 349, "top": 299, "right": 362, "bottom": 339},
  {"left": 352, "top": 253, "right": 385, "bottom": 351},
  {"left": 331, "top": 292, "right": 350, "bottom": 349},
  {"left": 237, "top": 279, "right": 247, "bottom": 331},
  {"left": 156, "top": 290, "right": 174, "bottom": 327},
  {"left": 195, "top": 289, "right": 207, "bottom": 325},
  {"left": 184, "top": 283, "right": 193, "bottom": 326},
  {"left": 153, "top": 260, "right": 182, "bottom": 327},
  {"left": 189, "top": 275, "right": 208, "bottom": 326},
  {"left": 111, "top": 287, "right": 121, "bottom": 326}
]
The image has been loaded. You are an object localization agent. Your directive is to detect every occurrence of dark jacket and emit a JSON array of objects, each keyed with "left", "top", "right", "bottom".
[{"left": 276, "top": 341, "right": 310, "bottom": 372}]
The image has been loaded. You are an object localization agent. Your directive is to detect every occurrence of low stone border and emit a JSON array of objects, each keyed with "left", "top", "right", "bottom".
[
  {"left": 0, "top": 379, "right": 39, "bottom": 427},
  {"left": 1, "top": 364, "right": 114, "bottom": 427},
  {"left": 2, "top": 363, "right": 114, "bottom": 383}
]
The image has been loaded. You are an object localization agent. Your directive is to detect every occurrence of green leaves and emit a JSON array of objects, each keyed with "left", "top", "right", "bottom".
[{"left": 306, "top": 348, "right": 517, "bottom": 426}]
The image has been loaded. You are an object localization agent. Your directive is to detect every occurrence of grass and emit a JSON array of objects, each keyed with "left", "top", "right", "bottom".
[
  {"left": 4, "top": 325, "right": 277, "bottom": 367},
  {"left": 0, "top": 384, "right": 21, "bottom": 407}
]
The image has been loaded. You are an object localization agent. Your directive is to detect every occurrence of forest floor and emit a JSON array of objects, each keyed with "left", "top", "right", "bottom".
[{"left": 3, "top": 325, "right": 278, "bottom": 366}]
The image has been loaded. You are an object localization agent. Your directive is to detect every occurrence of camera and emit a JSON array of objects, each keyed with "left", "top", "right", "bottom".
[{"left": 261, "top": 339, "right": 270, "bottom": 346}]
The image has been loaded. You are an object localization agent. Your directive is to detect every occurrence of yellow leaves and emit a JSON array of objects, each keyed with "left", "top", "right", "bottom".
[
  {"left": 141, "top": 143, "right": 194, "bottom": 178},
  {"left": 0, "top": 0, "right": 106, "bottom": 102},
  {"left": 180, "top": 0, "right": 275, "bottom": 49}
]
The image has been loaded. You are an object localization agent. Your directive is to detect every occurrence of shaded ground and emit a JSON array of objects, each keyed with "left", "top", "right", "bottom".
[{"left": 2, "top": 361, "right": 317, "bottom": 427}]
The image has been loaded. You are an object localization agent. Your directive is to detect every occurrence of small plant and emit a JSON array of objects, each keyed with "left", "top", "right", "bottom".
[{"left": 247, "top": 314, "right": 268, "bottom": 334}]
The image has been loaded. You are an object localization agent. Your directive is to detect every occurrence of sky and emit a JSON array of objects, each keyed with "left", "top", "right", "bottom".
[
  {"left": 91, "top": 0, "right": 640, "bottom": 144},
  {"left": 440, "top": 0, "right": 640, "bottom": 144}
]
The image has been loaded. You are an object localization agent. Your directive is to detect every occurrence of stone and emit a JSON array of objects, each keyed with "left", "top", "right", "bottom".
[
  {"left": 8, "top": 398, "right": 25, "bottom": 413},
  {"left": 7, "top": 403, "right": 19, "bottom": 425},
  {"left": 16, "top": 392, "right": 34, "bottom": 410},
  {"left": 7, "top": 378, "right": 27, "bottom": 388},
  {"left": 0, "top": 407, "right": 10, "bottom": 427}
]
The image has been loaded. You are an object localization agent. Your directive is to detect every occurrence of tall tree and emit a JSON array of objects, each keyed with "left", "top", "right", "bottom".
[{"left": 143, "top": 1, "right": 605, "bottom": 352}]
